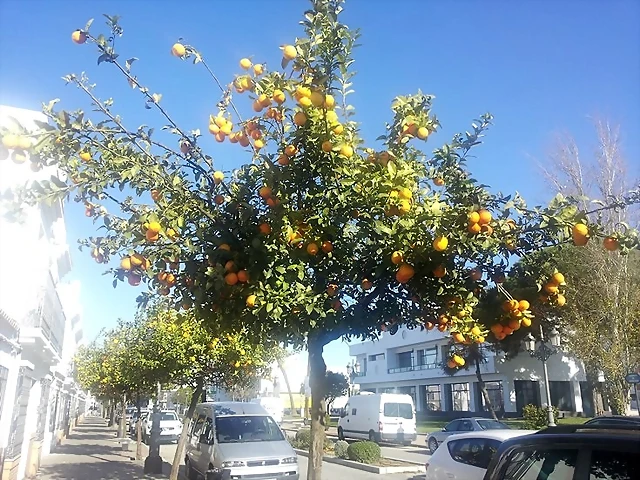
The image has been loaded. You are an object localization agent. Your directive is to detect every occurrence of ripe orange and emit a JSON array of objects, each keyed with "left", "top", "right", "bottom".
[
  {"left": 508, "top": 318, "right": 521, "bottom": 331},
  {"left": 298, "top": 96, "right": 312, "bottom": 108},
  {"left": 324, "top": 94, "right": 336, "bottom": 109},
  {"left": 518, "top": 299, "right": 530, "bottom": 311},
  {"left": 293, "top": 112, "right": 307, "bottom": 126},
  {"left": 130, "top": 253, "right": 145, "bottom": 267},
  {"left": 433, "top": 265, "right": 446, "bottom": 278},
  {"left": 543, "top": 283, "right": 558, "bottom": 294},
  {"left": 398, "top": 199, "right": 411, "bottom": 215},
  {"left": 603, "top": 236, "right": 619, "bottom": 251},
  {"left": 452, "top": 332, "right": 465, "bottom": 343},
  {"left": 468, "top": 223, "right": 481, "bottom": 234},
  {"left": 127, "top": 273, "right": 141, "bottom": 286},
  {"left": 258, "top": 93, "right": 271, "bottom": 107},
  {"left": 433, "top": 235, "right": 448, "bottom": 252},
  {"left": 556, "top": 294, "right": 566, "bottom": 307},
  {"left": 321, "top": 241, "right": 333, "bottom": 253},
  {"left": 327, "top": 284, "right": 339, "bottom": 296},
  {"left": 417, "top": 127, "right": 429, "bottom": 140},
  {"left": 398, "top": 187, "right": 412, "bottom": 200},
  {"left": 165, "top": 273, "right": 176, "bottom": 287},
  {"left": 306, "top": 243, "right": 319, "bottom": 255},
  {"left": 433, "top": 177, "right": 445, "bottom": 186},
  {"left": 253, "top": 64, "right": 264, "bottom": 76},
  {"left": 1, "top": 134, "right": 19, "bottom": 149},
  {"left": 277, "top": 154, "right": 290, "bottom": 166},
  {"left": 120, "top": 257, "right": 132, "bottom": 271},
  {"left": 72, "top": 30, "right": 87, "bottom": 44},
  {"left": 478, "top": 209, "right": 492, "bottom": 225},
  {"left": 447, "top": 360, "right": 457, "bottom": 369},
  {"left": 396, "top": 263, "right": 415, "bottom": 283},
  {"left": 148, "top": 221, "right": 161, "bottom": 234},
  {"left": 246, "top": 294, "right": 257, "bottom": 308},
  {"left": 340, "top": 145, "right": 354, "bottom": 158},
  {"left": 481, "top": 224, "right": 494, "bottom": 235},
  {"left": 259, "top": 186, "right": 272, "bottom": 198},
  {"left": 453, "top": 355, "right": 465, "bottom": 367},
  {"left": 254, "top": 139, "right": 265, "bottom": 150},
  {"left": 471, "top": 326, "right": 481, "bottom": 336},
  {"left": 225, "top": 260, "right": 236, "bottom": 272},
  {"left": 237, "top": 270, "right": 249, "bottom": 283},
  {"left": 469, "top": 268, "right": 482, "bottom": 281},
  {"left": 321, "top": 140, "right": 333, "bottom": 153},
  {"left": 391, "top": 251, "right": 404, "bottom": 265},
  {"left": 272, "top": 89, "right": 286, "bottom": 104},
  {"left": 213, "top": 171, "right": 224, "bottom": 184},
  {"left": 333, "top": 123, "right": 344, "bottom": 134},
  {"left": 171, "top": 43, "right": 186, "bottom": 57},
  {"left": 79, "top": 151, "right": 91, "bottom": 161},
  {"left": 438, "top": 324, "right": 448, "bottom": 333},
  {"left": 259, "top": 223, "right": 272, "bottom": 235},
  {"left": 214, "top": 195, "right": 225, "bottom": 205},
  {"left": 225, "top": 272, "right": 239, "bottom": 285},
  {"left": 551, "top": 272, "right": 565, "bottom": 285},
  {"left": 219, "top": 243, "right": 231, "bottom": 251},
  {"left": 521, "top": 317, "right": 532, "bottom": 327},
  {"left": 502, "top": 326, "right": 514, "bottom": 336},
  {"left": 146, "top": 230, "right": 159, "bottom": 242},
  {"left": 283, "top": 45, "right": 298, "bottom": 60},
  {"left": 361, "top": 279, "right": 373, "bottom": 291},
  {"left": 284, "top": 144, "right": 297, "bottom": 157},
  {"left": 425, "top": 321, "right": 434, "bottom": 330},
  {"left": 239, "top": 58, "right": 252, "bottom": 70},
  {"left": 310, "top": 91, "right": 324, "bottom": 107},
  {"left": 468, "top": 211, "right": 480, "bottom": 224},
  {"left": 572, "top": 223, "right": 589, "bottom": 245}
]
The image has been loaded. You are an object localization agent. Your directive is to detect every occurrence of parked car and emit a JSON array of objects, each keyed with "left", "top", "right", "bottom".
[
  {"left": 185, "top": 401, "right": 298, "bottom": 480},
  {"left": 426, "top": 417, "right": 511, "bottom": 454},
  {"left": 425, "top": 429, "right": 538, "bottom": 480},
  {"left": 483, "top": 424, "right": 640, "bottom": 480},
  {"left": 142, "top": 410, "right": 183, "bottom": 444},
  {"left": 584, "top": 415, "right": 640, "bottom": 426},
  {"left": 129, "top": 409, "right": 148, "bottom": 435},
  {"left": 338, "top": 392, "right": 417, "bottom": 445}
]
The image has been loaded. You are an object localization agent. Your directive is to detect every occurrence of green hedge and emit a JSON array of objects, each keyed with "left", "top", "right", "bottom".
[
  {"left": 523, "top": 404, "right": 559, "bottom": 430},
  {"left": 290, "top": 429, "right": 332, "bottom": 451},
  {"left": 334, "top": 440, "right": 349, "bottom": 459},
  {"left": 347, "top": 441, "right": 381, "bottom": 464}
]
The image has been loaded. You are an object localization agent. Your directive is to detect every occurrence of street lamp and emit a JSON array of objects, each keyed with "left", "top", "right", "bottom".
[{"left": 524, "top": 326, "right": 561, "bottom": 427}]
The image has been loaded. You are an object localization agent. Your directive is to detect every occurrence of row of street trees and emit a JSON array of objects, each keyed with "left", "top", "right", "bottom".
[
  {"left": 1, "top": 0, "right": 639, "bottom": 478},
  {"left": 74, "top": 301, "right": 276, "bottom": 480}
]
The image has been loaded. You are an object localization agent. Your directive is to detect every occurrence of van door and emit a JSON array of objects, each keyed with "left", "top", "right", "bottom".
[
  {"left": 188, "top": 413, "right": 206, "bottom": 472},
  {"left": 197, "top": 415, "right": 216, "bottom": 474},
  {"left": 381, "top": 401, "right": 416, "bottom": 443}
]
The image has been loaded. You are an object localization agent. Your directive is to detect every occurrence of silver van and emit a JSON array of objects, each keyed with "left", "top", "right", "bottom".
[{"left": 185, "top": 401, "right": 299, "bottom": 480}]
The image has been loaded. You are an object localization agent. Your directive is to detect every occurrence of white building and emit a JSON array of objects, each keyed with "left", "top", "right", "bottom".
[
  {"left": 0, "top": 105, "right": 85, "bottom": 480},
  {"left": 349, "top": 325, "right": 602, "bottom": 418}
]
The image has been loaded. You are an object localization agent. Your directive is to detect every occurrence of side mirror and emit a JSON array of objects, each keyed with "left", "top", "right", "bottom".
[
  {"left": 340, "top": 411, "right": 347, "bottom": 418},
  {"left": 199, "top": 434, "right": 208, "bottom": 444},
  {"left": 441, "top": 428, "right": 446, "bottom": 432}
]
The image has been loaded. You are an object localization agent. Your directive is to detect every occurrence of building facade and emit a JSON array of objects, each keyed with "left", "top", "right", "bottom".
[
  {"left": 0, "top": 105, "right": 85, "bottom": 480},
  {"left": 349, "top": 325, "right": 601, "bottom": 418}
]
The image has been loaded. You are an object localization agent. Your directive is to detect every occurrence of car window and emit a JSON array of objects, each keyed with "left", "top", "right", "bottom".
[
  {"left": 191, "top": 413, "right": 206, "bottom": 438},
  {"left": 448, "top": 438, "right": 494, "bottom": 469},
  {"left": 383, "top": 402, "right": 413, "bottom": 419},
  {"left": 459, "top": 420, "right": 474, "bottom": 431},
  {"left": 477, "top": 419, "right": 510, "bottom": 430},
  {"left": 160, "top": 412, "right": 178, "bottom": 421},
  {"left": 444, "top": 420, "right": 460, "bottom": 432},
  {"left": 215, "top": 415, "right": 285, "bottom": 443},
  {"left": 503, "top": 448, "right": 578, "bottom": 480},
  {"left": 589, "top": 449, "right": 634, "bottom": 480}
]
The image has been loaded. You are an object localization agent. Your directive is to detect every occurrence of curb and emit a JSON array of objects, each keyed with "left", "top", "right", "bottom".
[{"left": 294, "top": 449, "right": 424, "bottom": 475}]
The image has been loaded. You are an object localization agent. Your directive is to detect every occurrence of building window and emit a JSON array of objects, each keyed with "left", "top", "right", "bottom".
[
  {"left": 424, "top": 385, "right": 442, "bottom": 411},
  {"left": 368, "top": 353, "right": 384, "bottom": 362},
  {"left": 418, "top": 347, "right": 438, "bottom": 367},
  {"left": 481, "top": 381, "right": 504, "bottom": 412},
  {"left": 549, "top": 381, "right": 573, "bottom": 411},
  {"left": 514, "top": 380, "right": 541, "bottom": 413},
  {"left": 451, "top": 383, "right": 470, "bottom": 411},
  {"left": 397, "top": 351, "right": 413, "bottom": 369}
]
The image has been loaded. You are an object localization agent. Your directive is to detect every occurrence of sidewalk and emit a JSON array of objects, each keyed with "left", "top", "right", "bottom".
[{"left": 37, "top": 416, "right": 167, "bottom": 480}]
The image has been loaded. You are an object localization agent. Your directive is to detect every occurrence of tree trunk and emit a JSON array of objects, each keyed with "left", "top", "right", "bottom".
[
  {"left": 304, "top": 360, "right": 311, "bottom": 423},
  {"left": 602, "top": 375, "right": 629, "bottom": 415},
  {"left": 475, "top": 358, "right": 498, "bottom": 420},
  {"left": 135, "top": 394, "right": 143, "bottom": 460},
  {"left": 307, "top": 338, "right": 327, "bottom": 480},
  {"left": 108, "top": 400, "right": 115, "bottom": 427},
  {"left": 119, "top": 394, "right": 127, "bottom": 438},
  {"left": 170, "top": 383, "right": 203, "bottom": 480},
  {"left": 278, "top": 358, "right": 297, "bottom": 417}
]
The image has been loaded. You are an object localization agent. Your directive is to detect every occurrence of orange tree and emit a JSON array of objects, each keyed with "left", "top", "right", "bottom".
[
  {"left": 139, "top": 303, "right": 276, "bottom": 480},
  {"left": 3, "top": 1, "right": 640, "bottom": 478}
]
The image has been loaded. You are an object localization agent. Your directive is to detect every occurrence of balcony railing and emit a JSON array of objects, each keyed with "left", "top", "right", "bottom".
[
  {"left": 22, "top": 272, "right": 65, "bottom": 356},
  {"left": 388, "top": 363, "right": 439, "bottom": 374}
]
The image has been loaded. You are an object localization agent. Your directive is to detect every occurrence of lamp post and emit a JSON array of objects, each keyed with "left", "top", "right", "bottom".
[
  {"left": 346, "top": 360, "right": 360, "bottom": 397},
  {"left": 524, "top": 325, "right": 561, "bottom": 427}
]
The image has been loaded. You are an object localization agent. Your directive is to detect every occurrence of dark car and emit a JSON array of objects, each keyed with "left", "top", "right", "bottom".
[
  {"left": 584, "top": 415, "right": 640, "bottom": 427},
  {"left": 483, "top": 424, "right": 640, "bottom": 480}
]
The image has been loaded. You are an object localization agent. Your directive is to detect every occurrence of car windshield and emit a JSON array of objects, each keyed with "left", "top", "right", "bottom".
[
  {"left": 215, "top": 415, "right": 285, "bottom": 443},
  {"left": 477, "top": 419, "right": 510, "bottom": 430},
  {"left": 383, "top": 402, "right": 413, "bottom": 419},
  {"left": 160, "top": 412, "right": 178, "bottom": 421}
]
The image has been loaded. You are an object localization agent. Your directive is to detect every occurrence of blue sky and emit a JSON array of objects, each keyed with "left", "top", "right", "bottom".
[{"left": 1, "top": 0, "right": 638, "bottom": 378}]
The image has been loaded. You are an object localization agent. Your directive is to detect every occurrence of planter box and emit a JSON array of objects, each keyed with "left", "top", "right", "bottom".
[{"left": 294, "top": 449, "right": 424, "bottom": 475}]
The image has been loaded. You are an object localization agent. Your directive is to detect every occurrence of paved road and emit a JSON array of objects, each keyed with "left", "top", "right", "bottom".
[{"left": 157, "top": 442, "right": 424, "bottom": 480}]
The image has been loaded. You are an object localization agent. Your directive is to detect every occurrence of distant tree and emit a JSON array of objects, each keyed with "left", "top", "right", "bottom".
[{"left": 324, "top": 371, "right": 349, "bottom": 412}]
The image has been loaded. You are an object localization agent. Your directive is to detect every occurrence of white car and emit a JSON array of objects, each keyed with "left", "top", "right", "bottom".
[
  {"left": 143, "top": 410, "right": 183, "bottom": 444},
  {"left": 425, "top": 429, "right": 538, "bottom": 480}
]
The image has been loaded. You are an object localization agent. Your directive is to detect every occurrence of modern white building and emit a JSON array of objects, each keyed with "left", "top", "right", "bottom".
[
  {"left": 349, "top": 325, "right": 603, "bottom": 418},
  {"left": 0, "top": 105, "right": 85, "bottom": 480}
]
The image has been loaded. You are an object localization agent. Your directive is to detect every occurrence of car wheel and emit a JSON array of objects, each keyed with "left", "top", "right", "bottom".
[
  {"left": 368, "top": 430, "right": 378, "bottom": 443},
  {"left": 337, "top": 427, "right": 345, "bottom": 440},
  {"left": 428, "top": 437, "right": 438, "bottom": 454}
]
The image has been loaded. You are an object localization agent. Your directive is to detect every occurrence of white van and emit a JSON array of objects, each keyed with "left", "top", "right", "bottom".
[
  {"left": 250, "top": 396, "right": 284, "bottom": 424},
  {"left": 185, "top": 402, "right": 298, "bottom": 480},
  {"left": 337, "top": 393, "right": 417, "bottom": 445}
]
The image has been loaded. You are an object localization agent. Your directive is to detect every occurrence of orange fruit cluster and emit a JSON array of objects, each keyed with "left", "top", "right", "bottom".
[
  {"left": 490, "top": 298, "right": 532, "bottom": 340},
  {"left": 540, "top": 272, "right": 567, "bottom": 306},
  {"left": 467, "top": 209, "right": 493, "bottom": 235}
]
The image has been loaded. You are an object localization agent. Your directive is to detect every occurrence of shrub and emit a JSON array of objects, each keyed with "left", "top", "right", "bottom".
[
  {"left": 347, "top": 441, "right": 381, "bottom": 464},
  {"left": 334, "top": 440, "right": 349, "bottom": 459},
  {"left": 290, "top": 428, "right": 332, "bottom": 451},
  {"left": 523, "top": 404, "right": 559, "bottom": 430}
]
